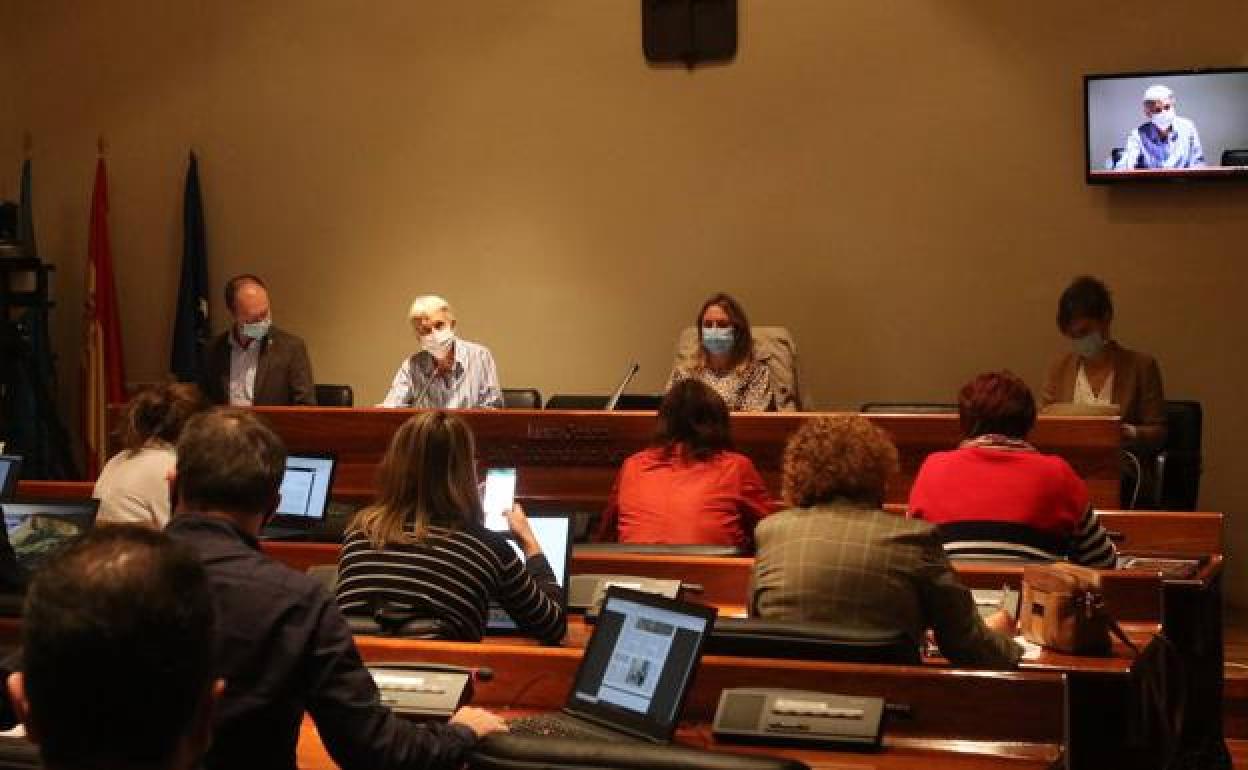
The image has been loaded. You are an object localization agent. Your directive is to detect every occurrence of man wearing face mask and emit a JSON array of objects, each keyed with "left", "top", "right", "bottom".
[
  {"left": 380, "top": 295, "right": 503, "bottom": 409},
  {"left": 200, "top": 275, "right": 316, "bottom": 407},
  {"left": 1114, "top": 84, "right": 1205, "bottom": 170},
  {"left": 1040, "top": 275, "right": 1166, "bottom": 450}
]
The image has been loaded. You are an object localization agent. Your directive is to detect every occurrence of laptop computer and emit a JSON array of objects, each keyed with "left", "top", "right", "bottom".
[
  {"left": 486, "top": 512, "right": 573, "bottom": 633},
  {"left": 508, "top": 586, "right": 718, "bottom": 743},
  {"left": 262, "top": 452, "right": 336, "bottom": 540},
  {"left": 1, "top": 498, "right": 99, "bottom": 574},
  {"left": 0, "top": 456, "right": 21, "bottom": 500}
]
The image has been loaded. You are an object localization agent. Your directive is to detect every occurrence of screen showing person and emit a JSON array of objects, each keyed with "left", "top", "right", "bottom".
[
  {"left": 1085, "top": 69, "right": 1248, "bottom": 176},
  {"left": 275, "top": 453, "right": 335, "bottom": 520}
]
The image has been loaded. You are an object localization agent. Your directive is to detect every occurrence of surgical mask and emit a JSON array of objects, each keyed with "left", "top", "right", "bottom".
[
  {"left": 1072, "top": 331, "right": 1106, "bottom": 359},
  {"left": 1151, "top": 108, "right": 1175, "bottom": 131},
  {"left": 240, "top": 318, "right": 271, "bottom": 341},
  {"left": 701, "top": 327, "right": 735, "bottom": 356},
  {"left": 420, "top": 326, "right": 455, "bottom": 356}
]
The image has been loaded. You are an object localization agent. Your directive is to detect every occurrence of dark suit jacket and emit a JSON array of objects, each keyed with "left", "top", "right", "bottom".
[{"left": 200, "top": 326, "right": 316, "bottom": 406}]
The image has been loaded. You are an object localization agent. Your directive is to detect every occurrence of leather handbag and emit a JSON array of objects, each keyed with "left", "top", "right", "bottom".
[{"left": 1020, "top": 562, "right": 1137, "bottom": 656}]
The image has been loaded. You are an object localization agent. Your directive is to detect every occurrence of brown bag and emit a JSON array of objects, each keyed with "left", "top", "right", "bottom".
[{"left": 1020, "top": 563, "right": 1137, "bottom": 656}]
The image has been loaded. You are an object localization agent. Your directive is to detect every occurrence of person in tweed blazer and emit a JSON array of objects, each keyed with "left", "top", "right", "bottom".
[{"left": 750, "top": 415, "right": 1021, "bottom": 669}]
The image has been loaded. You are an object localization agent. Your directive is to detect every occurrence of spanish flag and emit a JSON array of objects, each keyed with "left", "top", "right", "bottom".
[{"left": 82, "top": 157, "right": 126, "bottom": 478}]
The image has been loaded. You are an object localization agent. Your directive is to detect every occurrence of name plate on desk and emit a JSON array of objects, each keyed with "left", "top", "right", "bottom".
[{"left": 713, "top": 688, "right": 884, "bottom": 749}]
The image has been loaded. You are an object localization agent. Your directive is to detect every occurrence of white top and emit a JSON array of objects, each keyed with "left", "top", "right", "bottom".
[
  {"left": 92, "top": 444, "right": 177, "bottom": 528},
  {"left": 380, "top": 338, "right": 503, "bottom": 409},
  {"left": 1073, "top": 365, "right": 1115, "bottom": 407},
  {"left": 228, "top": 333, "right": 262, "bottom": 406}
]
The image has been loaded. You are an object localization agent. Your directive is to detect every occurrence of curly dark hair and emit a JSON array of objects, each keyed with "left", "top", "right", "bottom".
[
  {"left": 654, "top": 379, "right": 734, "bottom": 460},
  {"left": 957, "top": 371, "right": 1037, "bottom": 440},
  {"left": 782, "top": 415, "right": 898, "bottom": 508}
]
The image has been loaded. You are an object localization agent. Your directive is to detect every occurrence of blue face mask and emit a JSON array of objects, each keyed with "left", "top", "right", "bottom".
[
  {"left": 240, "top": 318, "right": 272, "bottom": 341},
  {"left": 1072, "top": 331, "right": 1106, "bottom": 359},
  {"left": 702, "top": 327, "right": 735, "bottom": 356}
]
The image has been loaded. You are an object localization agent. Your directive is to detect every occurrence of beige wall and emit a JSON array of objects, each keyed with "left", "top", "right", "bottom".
[{"left": 5, "top": 1, "right": 1248, "bottom": 600}]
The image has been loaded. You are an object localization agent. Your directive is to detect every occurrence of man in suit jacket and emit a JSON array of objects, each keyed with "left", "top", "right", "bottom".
[{"left": 199, "top": 275, "right": 316, "bottom": 406}]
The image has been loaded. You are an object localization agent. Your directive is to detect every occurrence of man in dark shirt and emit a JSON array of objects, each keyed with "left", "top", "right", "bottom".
[
  {"left": 165, "top": 408, "right": 504, "bottom": 769},
  {"left": 6, "top": 526, "right": 220, "bottom": 770}
]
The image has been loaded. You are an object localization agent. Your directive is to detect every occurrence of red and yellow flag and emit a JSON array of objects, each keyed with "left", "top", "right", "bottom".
[{"left": 82, "top": 157, "right": 126, "bottom": 478}]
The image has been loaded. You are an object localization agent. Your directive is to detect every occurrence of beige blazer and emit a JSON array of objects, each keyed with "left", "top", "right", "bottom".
[{"left": 1040, "top": 341, "right": 1166, "bottom": 440}]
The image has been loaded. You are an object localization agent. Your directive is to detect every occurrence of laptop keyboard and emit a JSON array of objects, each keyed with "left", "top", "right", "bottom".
[{"left": 507, "top": 715, "right": 632, "bottom": 742}]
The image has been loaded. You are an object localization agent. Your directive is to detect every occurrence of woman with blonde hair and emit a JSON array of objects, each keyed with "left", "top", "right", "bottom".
[
  {"left": 336, "top": 411, "right": 565, "bottom": 643},
  {"left": 93, "top": 383, "right": 207, "bottom": 528},
  {"left": 750, "top": 415, "right": 1021, "bottom": 669}
]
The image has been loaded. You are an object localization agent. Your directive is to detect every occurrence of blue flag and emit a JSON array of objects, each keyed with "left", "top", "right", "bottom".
[
  {"left": 171, "top": 151, "right": 210, "bottom": 382},
  {"left": 18, "top": 158, "right": 36, "bottom": 257}
]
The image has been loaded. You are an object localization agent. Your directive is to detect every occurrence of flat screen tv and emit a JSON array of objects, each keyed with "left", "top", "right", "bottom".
[{"left": 1085, "top": 67, "right": 1248, "bottom": 183}]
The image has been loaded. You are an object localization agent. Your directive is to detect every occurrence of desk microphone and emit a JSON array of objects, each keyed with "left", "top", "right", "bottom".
[{"left": 604, "top": 363, "right": 640, "bottom": 411}]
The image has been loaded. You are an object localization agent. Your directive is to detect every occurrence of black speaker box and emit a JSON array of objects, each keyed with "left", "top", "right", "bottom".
[{"left": 642, "top": 0, "right": 737, "bottom": 65}]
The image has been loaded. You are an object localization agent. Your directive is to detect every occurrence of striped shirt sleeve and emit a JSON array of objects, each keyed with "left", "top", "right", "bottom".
[{"left": 1068, "top": 506, "right": 1118, "bottom": 568}]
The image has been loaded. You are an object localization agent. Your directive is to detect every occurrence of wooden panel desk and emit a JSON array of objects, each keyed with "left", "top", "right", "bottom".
[
  {"left": 344, "top": 638, "right": 1068, "bottom": 770},
  {"left": 186, "top": 407, "right": 1122, "bottom": 508}
]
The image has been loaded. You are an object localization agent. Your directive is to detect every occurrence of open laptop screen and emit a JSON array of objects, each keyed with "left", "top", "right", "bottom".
[
  {"left": 1, "top": 499, "right": 99, "bottom": 573},
  {"left": 488, "top": 514, "right": 573, "bottom": 631},
  {"left": 0, "top": 456, "right": 20, "bottom": 500},
  {"left": 565, "top": 587, "right": 716, "bottom": 742},
  {"left": 274, "top": 453, "right": 336, "bottom": 524}
]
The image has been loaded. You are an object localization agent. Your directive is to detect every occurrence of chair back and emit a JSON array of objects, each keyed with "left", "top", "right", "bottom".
[
  {"left": 314, "top": 384, "right": 354, "bottom": 407},
  {"left": 860, "top": 402, "right": 957, "bottom": 414},
  {"left": 705, "top": 618, "right": 920, "bottom": 665},
  {"left": 1159, "top": 400, "right": 1202, "bottom": 510},
  {"left": 1221, "top": 149, "right": 1248, "bottom": 167},
  {"left": 502, "top": 388, "right": 542, "bottom": 409}
]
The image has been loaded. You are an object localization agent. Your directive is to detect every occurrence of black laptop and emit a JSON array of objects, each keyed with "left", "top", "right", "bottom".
[
  {"left": 508, "top": 586, "right": 717, "bottom": 743},
  {"left": 1, "top": 498, "right": 99, "bottom": 574},
  {"left": 262, "top": 452, "right": 336, "bottom": 540},
  {"left": 486, "top": 513, "right": 573, "bottom": 633},
  {"left": 0, "top": 455, "right": 21, "bottom": 500}
]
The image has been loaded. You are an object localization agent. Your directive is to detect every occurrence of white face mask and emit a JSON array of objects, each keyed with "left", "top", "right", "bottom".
[
  {"left": 420, "top": 326, "right": 455, "bottom": 356},
  {"left": 1151, "top": 107, "right": 1175, "bottom": 131}
]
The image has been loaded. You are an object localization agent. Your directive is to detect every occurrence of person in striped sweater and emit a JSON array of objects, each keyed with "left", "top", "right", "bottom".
[
  {"left": 336, "top": 411, "right": 566, "bottom": 644},
  {"left": 908, "top": 371, "right": 1117, "bottom": 567}
]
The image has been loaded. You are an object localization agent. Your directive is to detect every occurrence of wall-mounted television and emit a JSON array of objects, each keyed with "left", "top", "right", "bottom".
[{"left": 1085, "top": 67, "right": 1248, "bottom": 184}]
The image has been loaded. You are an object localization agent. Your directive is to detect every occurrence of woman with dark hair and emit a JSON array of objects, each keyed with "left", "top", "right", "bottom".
[
  {"left": 92, "top": 383, "right": 207, "bottom": 528},
  {"left": 751, "top": 415, "right": 1020, "bottom": 669},
  {"left": 908, "top": 371, "right": 1117, "bottom": 566},
  {"left": 1041, "top": 275, "right": 1166, "bottom": 448},
  {"left": 336, "top": 411, "right": 565, "bottom": 643},
  {"left": 596, "top": 379, "right": 774, "bottom": 549},
  {"left": 666, "top": 293, "right": 775, "bottom": 411}
]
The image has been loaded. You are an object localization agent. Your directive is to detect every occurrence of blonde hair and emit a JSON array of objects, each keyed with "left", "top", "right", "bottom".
[
  {"left": 781, "top": 415, "right": 899, "bottom": 508},
  {"left": 351, "top": 412, "right": 484, "bottom": 548},
  {"left": 408, "top": 295, "right": 453, "bottom": 330}
]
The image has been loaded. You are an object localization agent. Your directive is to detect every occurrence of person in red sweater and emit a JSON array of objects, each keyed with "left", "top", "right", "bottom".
[
  {"left": 908, "top": 371, "right": 1117, "bottom": 567},
  {"left": 596, "top": 379, "right": 776, "bottom": 551}
]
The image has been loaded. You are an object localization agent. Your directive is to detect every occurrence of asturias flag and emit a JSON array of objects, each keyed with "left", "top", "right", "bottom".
[
  {"left": 82, "top": 157, "right": 126, "bottom": 478},
  {"left": 171, "top": 151, "right": 210, "bottom": 382}
]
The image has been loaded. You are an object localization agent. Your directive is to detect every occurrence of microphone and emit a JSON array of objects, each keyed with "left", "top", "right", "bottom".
[{"left": 604, "top": 363, "right": 640, "bottom": 411}]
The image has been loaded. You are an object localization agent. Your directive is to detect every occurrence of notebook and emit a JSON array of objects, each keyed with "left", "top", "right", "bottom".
[
  {"left": 486, "top": 513, "right": 573, "bottom": 632},
  {"left": 0, "top": 456, "right": 20, "bottom": 500},
  {"left": 507, "top": 586, "right": 717, "bottom": 743},
  {"left": 262, "top": 452, "right": 337, "bottom": 540},
  {"left": 1, "top": 498, "right": 100, "bottom": 574}
]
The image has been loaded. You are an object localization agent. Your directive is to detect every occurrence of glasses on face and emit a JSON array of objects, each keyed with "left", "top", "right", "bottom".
[{"left": 702, "top": 320, "right": 733, "bottom": 330}]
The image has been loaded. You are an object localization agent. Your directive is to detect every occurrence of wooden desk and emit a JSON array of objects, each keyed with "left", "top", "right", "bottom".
[
  {"left": 1097, "top": 511, "right": 1224, "bottom": 556},
  {"left": 152, "top": 407, "right": 1120, "bottom": 508}
]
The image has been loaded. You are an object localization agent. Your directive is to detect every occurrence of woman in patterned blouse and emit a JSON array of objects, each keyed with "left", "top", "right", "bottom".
[{"left": 666, "top": 293, "right": 774, "bottom": 411}]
